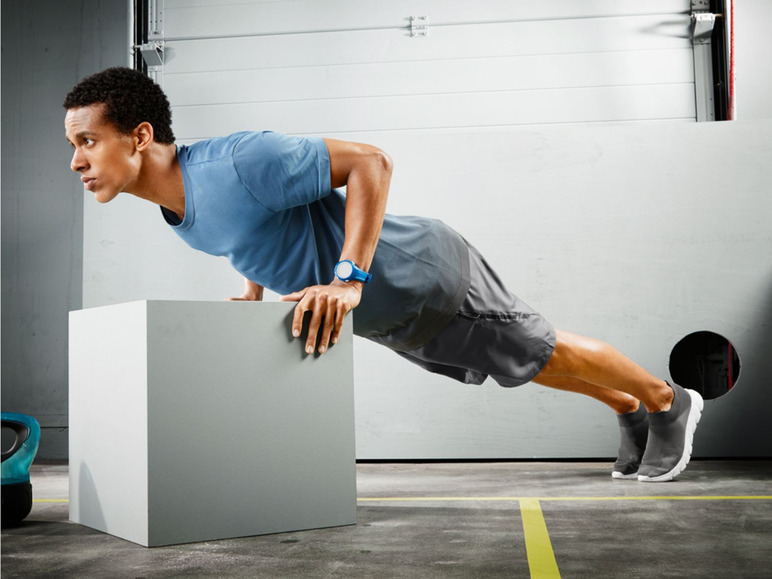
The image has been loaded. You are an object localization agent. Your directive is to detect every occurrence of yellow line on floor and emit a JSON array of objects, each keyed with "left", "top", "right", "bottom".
[
  {"left": 520, "top": 498, "right": 561, "bottom": 578},
  {"left": 35, "top": 495, "right": 772, "bottom": 504},
  {"left": 539, "top": 495, "right": 772, "bottom": 501},
  {"left": 357, "top": 495, "right": 772, "bottom": 502}
]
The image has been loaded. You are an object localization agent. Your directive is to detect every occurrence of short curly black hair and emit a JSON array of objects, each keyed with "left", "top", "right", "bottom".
[{"left": 63, "top": 67, "right": 175, "bottom": 144}]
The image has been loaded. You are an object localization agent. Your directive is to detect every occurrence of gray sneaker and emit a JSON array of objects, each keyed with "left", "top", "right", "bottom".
[
  {"left": 638, "top": 382, "right": 703, "bottom": 482},
  {"left": 611, "top": 403, "right": 649, "bottom": 479}
]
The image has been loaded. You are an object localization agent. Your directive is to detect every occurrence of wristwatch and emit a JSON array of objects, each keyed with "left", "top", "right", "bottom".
[{"left": 334, "top": 260, "right": 372, "bottom": 284}]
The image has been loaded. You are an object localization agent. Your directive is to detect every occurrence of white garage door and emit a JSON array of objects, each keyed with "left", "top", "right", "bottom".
[
  {"left": 144, "top": 0, "right": 696, "bottom": 142},
  {"left": 127, "top": 0, "right": 705, "bottom": 459}
]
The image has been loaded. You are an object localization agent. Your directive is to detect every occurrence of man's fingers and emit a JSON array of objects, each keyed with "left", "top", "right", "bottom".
[
  {"left": 290, "top": 305, "right": 305, "bottom": 339},
  {"left": 291, "top": 300, "right": 310, "bottom": 339},
  {"left": 282, "top": 284, "right": 358, "bottom": 353},
  {"left": 317, "top": 300, "right": 338, "bottom": 354},
  {"left": 304, "top": 293, "right": 327, "bottom": 354},
  {"left": 280, "top": 289, "right": 308, "bottom": 337},
  {"left": 330, "top": 302, "right": 349, "bottom": 345}
]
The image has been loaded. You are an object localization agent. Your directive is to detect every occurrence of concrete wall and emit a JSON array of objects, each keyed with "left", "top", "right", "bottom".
[{"left": 1, "top": 0, "right": 129, "bottom": 459}]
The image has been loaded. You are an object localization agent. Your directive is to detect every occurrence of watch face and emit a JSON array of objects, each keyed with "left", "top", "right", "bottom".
[{"left": 336, "top": 261, "right": 354, "bottom": 279}]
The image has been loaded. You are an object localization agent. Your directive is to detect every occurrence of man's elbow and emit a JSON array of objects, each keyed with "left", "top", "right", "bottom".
[{"left": 373, "top": 149, "right": 393, "bottom": 178}]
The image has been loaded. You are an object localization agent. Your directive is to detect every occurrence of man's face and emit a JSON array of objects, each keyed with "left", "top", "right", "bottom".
[{"left": 65, "top": 104, "right": 140, "bottom": 203}]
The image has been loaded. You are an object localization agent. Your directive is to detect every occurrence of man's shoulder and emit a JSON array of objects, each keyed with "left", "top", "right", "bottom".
[
  {"left": 184, "top": 130, "right": 305, "bottom": 165},
  {"left": 183, "top": 131, "right": 256, "bottom": 165}
]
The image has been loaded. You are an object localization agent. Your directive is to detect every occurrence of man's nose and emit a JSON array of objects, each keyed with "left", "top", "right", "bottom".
[{"left": 70, "top": 149, "right": 87, "bottom": 172}]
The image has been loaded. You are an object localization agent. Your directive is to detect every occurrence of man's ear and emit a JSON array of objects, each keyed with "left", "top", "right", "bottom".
[{"left": 135, "top": 122, "right": 155, "bottom": 151}]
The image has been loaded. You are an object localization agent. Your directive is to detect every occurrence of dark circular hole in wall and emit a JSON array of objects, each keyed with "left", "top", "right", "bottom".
[{"left": 669, "top": 331, "right": 740, "bottom": 400}]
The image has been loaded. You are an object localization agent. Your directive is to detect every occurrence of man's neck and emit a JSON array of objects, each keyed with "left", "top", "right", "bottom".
[{"left": 130, "top": 143, "right": 186, "bottom": 219}]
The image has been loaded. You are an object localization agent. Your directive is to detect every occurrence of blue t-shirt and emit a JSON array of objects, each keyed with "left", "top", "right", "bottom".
[{"left": 163, "top": 131, "right": 470, "bottom": 351}]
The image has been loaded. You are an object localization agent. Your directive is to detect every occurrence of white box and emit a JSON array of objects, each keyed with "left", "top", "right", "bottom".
[{"left": 69, "top": 300, "right": 356, "bottom": 547}]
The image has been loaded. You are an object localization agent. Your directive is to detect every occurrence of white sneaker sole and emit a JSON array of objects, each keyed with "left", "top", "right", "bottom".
[
  {"left": 638, "top": 389, "right": 704, "bottom": 483},
  {"left": 611, "top": 470, "right": 639, "bottom": 480}
]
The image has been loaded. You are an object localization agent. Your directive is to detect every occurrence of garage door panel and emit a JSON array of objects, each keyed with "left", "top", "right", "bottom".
[
  {"left": 172, "top": 84, "right": 696, "bottom": 139},
  {"left": 165, "top": 49, "right": 694, "bottom": 107},
  {"left": 164, "top": 0, "right": 689, "bottom": 40},
  {"left": 163, "top": 15, "right": 692, "bottom": 74}
]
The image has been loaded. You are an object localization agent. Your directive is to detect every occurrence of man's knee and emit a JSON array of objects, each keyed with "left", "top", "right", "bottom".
[
  {"left": 539, "top": 329, "right": 602, "bottom": 377},
  {"left": 538, "top": 330, "right": 575, "bottom": 376}
]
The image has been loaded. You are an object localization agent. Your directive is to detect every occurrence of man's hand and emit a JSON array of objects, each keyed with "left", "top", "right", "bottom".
[
  {"left": 280, "top": 280, "right": 362, "bottom": 354},
  {"left": 228, "top": 278, "right": 264, "bottom": 301}
]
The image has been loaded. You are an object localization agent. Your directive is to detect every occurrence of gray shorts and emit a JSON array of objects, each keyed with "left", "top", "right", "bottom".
[{"left": 397, "top": 243, "right": 556, "bottom": 388}]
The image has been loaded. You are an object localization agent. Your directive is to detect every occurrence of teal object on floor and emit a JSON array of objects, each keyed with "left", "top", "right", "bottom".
[{"left": 2, "top": 412, "right": 41, "bottom": 527}]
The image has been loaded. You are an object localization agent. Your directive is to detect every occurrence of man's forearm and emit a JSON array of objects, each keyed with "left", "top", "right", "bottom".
[{"left": 323, "top": 138, "right": 393, "bottom": 276}]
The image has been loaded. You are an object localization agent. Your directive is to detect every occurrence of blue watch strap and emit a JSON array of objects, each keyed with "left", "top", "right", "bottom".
[{"left": 334, "top": 260, "right": 372, "bottom": 284}]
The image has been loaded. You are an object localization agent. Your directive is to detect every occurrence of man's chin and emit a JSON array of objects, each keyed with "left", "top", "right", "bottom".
[{"left": 92, "top": 190, "right": 119, "bottom": 203}]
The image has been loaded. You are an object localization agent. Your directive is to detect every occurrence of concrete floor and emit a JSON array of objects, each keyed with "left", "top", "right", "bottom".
[{"left": 2, "top": 460, "right": 772, "bottom": 578}]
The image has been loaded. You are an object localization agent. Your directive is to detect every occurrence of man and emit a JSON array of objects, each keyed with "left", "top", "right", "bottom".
[{"left": 64, "top": 67, "right": 702, "bottom": 482}]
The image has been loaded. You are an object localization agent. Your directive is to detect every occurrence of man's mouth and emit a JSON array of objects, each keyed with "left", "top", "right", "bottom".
[{"left": 81, "top": 177, "right": 96, "bottom": 191}]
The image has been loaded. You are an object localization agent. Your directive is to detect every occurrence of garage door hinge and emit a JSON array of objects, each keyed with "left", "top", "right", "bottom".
[
  {"left": 692, "top": 13, "right": 717, "bottom": 45},
  {"left": 138, "top": 0, "right": 164, "bottom": 73},
  {"left": 691, "top": 0, "right": 717, "bottom": 45},
  {"left": 138, "top": 41, "right": 164, "bottom": 67},
  {"left": 409, "top": 16, "right": 428, "bottom": 37}
]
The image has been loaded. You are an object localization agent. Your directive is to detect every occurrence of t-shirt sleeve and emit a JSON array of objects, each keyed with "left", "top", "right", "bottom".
[{"left": 232, "top": 131, "right": 332, "bottom": 212}]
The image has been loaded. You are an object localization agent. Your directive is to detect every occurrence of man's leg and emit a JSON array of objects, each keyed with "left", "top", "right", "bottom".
[
  {"left": 534, "top": 329, "right": 703, "bottom": 482},
  {"left": 531, "top": 373, "right": 640, "bottom": 415},
  {"left": 532, "top": 373, "right": 649, "bottom": 479},
  {"left": 535, "top": 330, "right": 673, "bottom": 411}
]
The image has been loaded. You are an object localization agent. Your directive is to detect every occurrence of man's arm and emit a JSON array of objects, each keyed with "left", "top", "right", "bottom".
[{"left": 280, "top": 138, "right": 393, "bottom": 354}]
